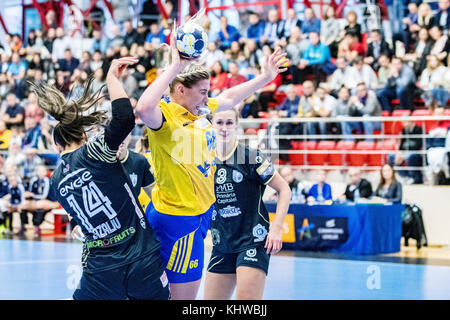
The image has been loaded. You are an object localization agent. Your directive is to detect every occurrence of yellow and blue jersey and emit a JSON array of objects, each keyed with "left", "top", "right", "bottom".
[{"left": 146, "top": 97, "right": 219, "bottom": 216}]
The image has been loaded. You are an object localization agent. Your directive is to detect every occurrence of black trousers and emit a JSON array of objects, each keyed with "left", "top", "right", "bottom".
[{"left": 20, "top": 210, "right": 48, "bottom": 227}]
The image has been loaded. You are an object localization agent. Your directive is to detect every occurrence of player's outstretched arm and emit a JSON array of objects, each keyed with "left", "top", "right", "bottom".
[
  {"left": 135, "top": 23, "right": 191, "bottom": 130},
  {"left": 103, "top": 57, "right": 139, "bottom": 150},
  {"left": 215, "top": 47, "right": 288, "bottom": 112},
  {"left": 265, "top": 172, "right": 291, "bottom": 255}
]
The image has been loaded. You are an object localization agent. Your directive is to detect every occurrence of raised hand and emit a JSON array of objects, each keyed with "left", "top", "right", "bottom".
[
  {"left": 262, "top": 47, "right": 289, "bottom": 81},
  {"left": 107, "top": 57, "right": 139, "bottom": 79}
]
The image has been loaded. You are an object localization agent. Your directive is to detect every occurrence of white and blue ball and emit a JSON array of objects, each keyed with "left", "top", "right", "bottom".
[{"left": 176, "top": 23, "right": 208, "bottom": 59}]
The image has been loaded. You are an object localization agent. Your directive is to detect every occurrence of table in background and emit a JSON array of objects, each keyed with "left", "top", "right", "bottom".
[{"left": 265, "top": 203, "right": 404, "bottom": 255}]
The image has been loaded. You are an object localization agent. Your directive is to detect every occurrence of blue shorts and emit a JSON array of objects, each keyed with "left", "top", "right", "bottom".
[{"left": 145, "top": 202, "right": 213, "bottom": 283}]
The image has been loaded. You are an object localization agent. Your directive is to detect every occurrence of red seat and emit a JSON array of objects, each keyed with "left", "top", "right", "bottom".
[
  {"left": 384, "top": 110, "right": 411, "bottom": 135},
  {"left": 445, "top": 109, "right": 450, "bottom": 116},
  {"left": 288, "top": 141, "right": 317, "bottom": 166},
  {"left": 349, "top": 141, "right": 375, "bottom": 167},
  {"left": 369, "top": 140, "right": 397, "bottom": 167},
  {"left": 411, "top": 109, "right": 436, "bottom": 133},
  {"left": 258, "top": 111, "right": 269, "bottom": 129},
  {"left": 329, "top": 140, "right": 355, "bottom": 166},
  {"left": 311, "top": 141, "right": 336, "bottom": 165}
]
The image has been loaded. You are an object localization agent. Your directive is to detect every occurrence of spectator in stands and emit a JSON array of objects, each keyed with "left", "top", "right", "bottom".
[
  {"left": 111, "top": 0, "right": 132, "bottom": 25},
  {"left": 204, "top": 42, "right": 225, "bottom": 69},
  {"left": 210, "top": 61, "right": 228, "bottom": 97},
  {"left": 376, "top": 56, "right": 416, "bottom": 112},
  {"left": 344, "top": 56, "right": 379, "bottom": 92},
  {"left": 261, "top": 9, "right": 285, "bottom": 45},
  {"left": 287, "top": 27, "right": 311, "bottom": 84},
  {"left": 144, "top": 23, "right": 166, "bottom": 51},
  {"left": 217, "top": 16, "right": 241, "bottom": 50},
  {"left": 344, "top": 10, "right": 362, "bottom": 41},
  {"left": 432, "top": 0, "right": 450, "bottom": 34},
  {"left": 123, "top": 20, "right": 138, "bottom": 50},
  {"left": 22, "top": 117, "right": 41, "bottom": 151},
  {"left": 135, "top": 21, "right": 149, "bottom": 46},
  {"left": 320, "top": 6, "right": 342, "bottom": 58},
  {"left": 246, "top": 11, "right": 266, "bottom": 44},
  {"left": 119, "top": 67, "right": 138, "bottom": 98},
  {"left": 110, "top": 24, "right": 126, "bottom": 50},
  {"left": 403, "top": 27, "right": 433, "bottom": 76},
  {"left": 297, "top": 31, "right": 334, "bottom": 86},
  {"left": 282, "top": 8, "right": 302, "bottom": 39},
  {"left": 0, "top": 120, "right": 11, "bottom": 150},
  {"left": 386, "top": 0, "right": 408, "bottom": 40},
  {"left": 351, "top": 82, "right": 382, "bottom": 140},
  {"left": 340, "top": 167, "right": 373, "bottom": 202},
  {"left": 43, "top": 28, "right": 56, "bottom": 54},
  {"left": 77, "top": 51, "right": 92, "bottom": 74},
  {"left": 224, "top": 60, "right": 246, "bottom": 90},
  {"left": 277, "top": 84, "right": 300, "bottom": 118},
  {"left": 333, "top": 85, "right": 352, "bottom": 117},
  {"left": 28, "top": 53, "right": 45, "bottom": 72},
  {"left": 2, "top": 173, "right": 25, "bottom": 234},
  {"left": 278, "top": 166, "right": 309, "bottom": 203},
  {"left": 373, "top": 164, "right": 403, "bottom": 203},
  {"left": 23, "top": 148, "right": 43, "bottom": 184},
  {"left": 90, "top": 29, "right": 110, "bottom": 54},
  {"left": 328, "top": 57, "right": 348, "bottom": 97},
  {"left": 416, "top": 3, "right": 436, "bottom": 31},
  {"left": 52, "top": 27, "right": 71, "bottom": 61},
  {"left": 1, "top": 93, "right": 25, "bottom": 129},
  {"left": 429, "top": 25, "right": 450, "bottom": 63},
  {"left": 338, "top": 31, "right": 365, "bottom": 62},
  {"left": 336, "top": 85, "right": 362, "bottom": 138},
  {"left": 0, "top": 73, "right": 13, "bottom": 100},
  {"left": 309, "top": 85, "right": 337, "bottom": 135},
  {"left": 301, "top": 8, "right": 321, "bottom": 36},
  {"left": 365, "top": 29, "right": 393, "bottom": 71},
  {"left": 297, "top": 80, "right": 315, "bottom": 121},
  {"left": 419, "top": 54, "right": 450, "bottom": 110},
  {"left": 57, "top": 48, "right": 79, "bottom": 77},
  {"left": 257, "top": 67, "right": 283, "bottom": 112},
  {"left": 7, "top": 52, "right": 26, "bottom": 81},
  {"left": 307, "top": 170, "right": 332, "bottom": 203},
  {"left": 389, "top": 119, "right": 424, "bottom": 184},
  {"left": 402, "top": 2, "right": 419, "bottom": 51},
  {"left": 37, "top": 119, "right": 59, "bottom": 166},
  {"left": 90, "top": 49, "right": 104, "bottom": 71}
]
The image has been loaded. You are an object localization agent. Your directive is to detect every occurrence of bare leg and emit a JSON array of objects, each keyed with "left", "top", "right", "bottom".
[
  {"left": 169, "top": 280, "right": 202, "bottom": 300},
  {"left": 204, "top": 272, "right": 236, "bottom": 300},
  {"left": 235, "top": 266, "right": 266, "bottom": 300}
]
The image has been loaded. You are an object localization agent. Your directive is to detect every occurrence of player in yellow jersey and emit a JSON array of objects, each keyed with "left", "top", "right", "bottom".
[
  {"left": 134, "top": 128, "right": 154, "bottom": 212},
  {"left": 135, "top": 23, "right": 288, "bottom": 300}
]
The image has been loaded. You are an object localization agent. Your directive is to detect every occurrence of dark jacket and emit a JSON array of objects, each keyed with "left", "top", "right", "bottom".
[
  {"left": 375, "top": 181, "right": 403, "bottom": 204},
  {"left": 344, "top": 178, "right": 373, "bottom": 202},
  {"left": 400, "top": 125, "right": 423, "bottom": 151}
]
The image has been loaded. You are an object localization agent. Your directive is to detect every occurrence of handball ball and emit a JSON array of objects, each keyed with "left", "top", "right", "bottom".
[{"left": 176, "top": 23, "right": 208, "bottom": 59}]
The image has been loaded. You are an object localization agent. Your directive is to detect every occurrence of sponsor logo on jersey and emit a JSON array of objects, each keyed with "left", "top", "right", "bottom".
[
  {"left": 253, "top": 224, "right": 268, "bottom": 242},
  {"left": 160, "top": 271, "right": 169, "bottom": 287},
  {"left": 218, "top": 205, "right": 242, "bottom": 218},
  {"left": 85, "top": 226, "right": 135, "bottom": 248},
  {"left": 232, "top": 170, "right": 243, "bottom": 183},
  {"left": 326, "top": 219, "right": 336, "bottom": 228},
  {"left": 244, "top": 248, "right": 258, "bottom": 262},
  {"left": 212, "top": 209, "right": 217, "bottom": 221},
  {"left": 130, "top": 173, "right": 138, "bottom": 187}
]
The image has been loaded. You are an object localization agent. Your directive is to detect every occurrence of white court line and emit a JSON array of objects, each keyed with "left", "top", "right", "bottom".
[{"left": 0, "top": 259, "right": 80, "bottom": 266}]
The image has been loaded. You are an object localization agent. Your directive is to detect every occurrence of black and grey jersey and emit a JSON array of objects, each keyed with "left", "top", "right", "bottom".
[
  {"left": 211, "top": 142, "right": 276, "bottom": 254},
  {"left": 7, "top": 184, "right": 25, "bottom": 205},
  {"left": 121, "top": 150, "right": 154, "bottom": 196},
  {"left": 49, "top": 98, "right": 160, "bottom": 273},
  {"left": 28, "top": 176, "right": 50, "bottom": 200}
]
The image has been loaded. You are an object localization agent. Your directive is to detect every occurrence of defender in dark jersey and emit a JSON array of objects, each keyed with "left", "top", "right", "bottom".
[
  {"left": 70, "top": 133, "right": 155, "bottom": 241},
  {"left": 204, "top": 109, "right": 291, "bottom": 300},
  {"left": 31, "top": 57, "right": 169, "bottom": 300}
]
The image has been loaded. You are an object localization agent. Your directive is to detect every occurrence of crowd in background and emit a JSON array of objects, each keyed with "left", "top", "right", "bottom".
[{"left": 1, "top": 0, "right": 450, "bottom": 235}]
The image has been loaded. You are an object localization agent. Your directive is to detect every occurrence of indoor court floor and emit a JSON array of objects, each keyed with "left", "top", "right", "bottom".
[{"left": 1, "top": 236, "right": 450, "bottom": 300}]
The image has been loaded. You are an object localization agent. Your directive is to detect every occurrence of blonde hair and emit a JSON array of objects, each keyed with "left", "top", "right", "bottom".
[{"left": 169, "top": 63, "right": 210, "bottom": 93}]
